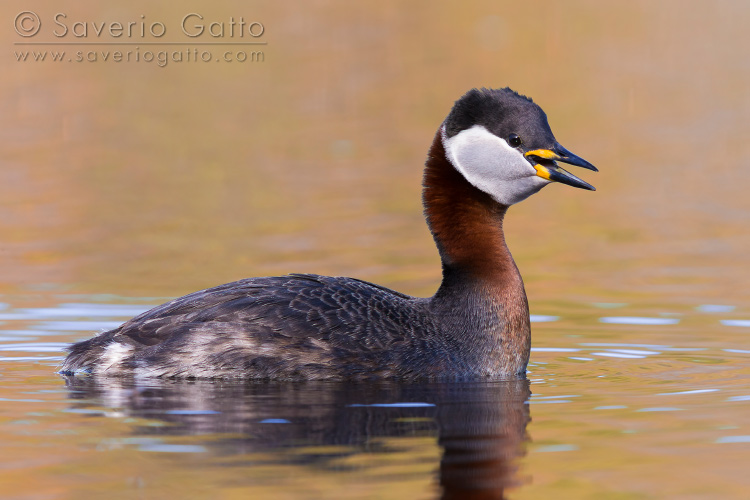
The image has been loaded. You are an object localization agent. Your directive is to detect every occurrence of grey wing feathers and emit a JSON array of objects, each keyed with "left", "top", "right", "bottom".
[{"left": 59, "top": 274, "right": 426, "bottom": 379}]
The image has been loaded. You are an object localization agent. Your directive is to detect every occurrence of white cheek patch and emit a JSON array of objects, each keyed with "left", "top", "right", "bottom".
[{"left": 442, "top": 125, "right": 549, "bottom": 205}]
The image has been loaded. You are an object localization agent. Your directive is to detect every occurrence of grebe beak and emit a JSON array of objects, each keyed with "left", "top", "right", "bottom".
[{"left": 524, "top": 144, "right": 597, "bottom": 191}]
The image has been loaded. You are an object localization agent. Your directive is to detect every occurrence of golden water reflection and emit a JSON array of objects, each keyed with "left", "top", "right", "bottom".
[
  {"left": 57, "top": 378, "right": 531, "bottom": 499},
  {"left": 2, "top": 0, "right": 750, "bottom": 498},
  {"left": 0, "top": 298, "right": 749, "bottom": 498}
]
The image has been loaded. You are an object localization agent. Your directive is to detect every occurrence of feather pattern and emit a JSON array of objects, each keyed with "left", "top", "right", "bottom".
[
  {"left": 61, "top": 274, "right": 480, "bottom": 380},
  {"left": 59, "top": 87, "right": 596, "bottom": 381}
]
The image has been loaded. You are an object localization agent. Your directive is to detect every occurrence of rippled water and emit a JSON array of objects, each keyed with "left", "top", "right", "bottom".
[
  {"left": 3, "top": 0, "right": 750, "bottom": 498},
  {"left": 2, "top": 298, "right": 749, "bottom": 498}
]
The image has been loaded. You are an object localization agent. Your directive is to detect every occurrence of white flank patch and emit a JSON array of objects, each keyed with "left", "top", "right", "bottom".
[
  {"left": 97, "top": 342, "right": 134, "bottom": 373},
  {"left": 442, "top": 125, "right": 548, "bottom": 205}
]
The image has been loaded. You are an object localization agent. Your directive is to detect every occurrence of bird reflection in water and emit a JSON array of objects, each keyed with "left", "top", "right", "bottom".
[{"left": 62, "top": 377, "right": 531, "bottom": 499}]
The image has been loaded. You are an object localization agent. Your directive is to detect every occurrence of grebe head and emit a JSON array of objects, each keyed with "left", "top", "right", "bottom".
[{"left": 441, "top": 87, "right": 597, "bottom": 206}]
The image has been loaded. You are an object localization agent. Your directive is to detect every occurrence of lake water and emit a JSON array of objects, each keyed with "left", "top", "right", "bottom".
[{"left": 2, "top": 1, "right": 750, "bottom": 498}]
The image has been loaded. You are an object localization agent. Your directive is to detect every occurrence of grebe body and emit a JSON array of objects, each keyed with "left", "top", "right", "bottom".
[{"left": 60, "top": 88, "right": 596, "bottom": 380}]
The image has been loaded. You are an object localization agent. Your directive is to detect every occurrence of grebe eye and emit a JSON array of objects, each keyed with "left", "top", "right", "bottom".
[{"left": 508, "top": 134, "right": 522, "bottom": 148}]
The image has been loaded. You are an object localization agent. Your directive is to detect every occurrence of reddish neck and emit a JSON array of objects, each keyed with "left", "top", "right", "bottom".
[
  {"left": 422, "top": 129, "right": 531, "bottom": 375},
  {"left": 422, "top": 130, "right": 521, "bottom": 290}
]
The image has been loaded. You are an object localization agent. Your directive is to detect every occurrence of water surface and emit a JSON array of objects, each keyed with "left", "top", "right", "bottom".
[
  {"left": 2, "top": 0, "right": 750, "bottom": 498},
  {"left": 1, "top": 299, "right": 749, "bottom": 498}
]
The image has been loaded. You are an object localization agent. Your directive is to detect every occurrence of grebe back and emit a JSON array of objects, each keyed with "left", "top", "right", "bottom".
[{"left": 60, "top": 87, "right": 597, "bottom": 380}]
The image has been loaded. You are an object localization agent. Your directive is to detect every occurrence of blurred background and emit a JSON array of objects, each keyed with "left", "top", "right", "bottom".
[
  {"left": 3, "top": 2, "right": 750, "bottom": 499},
  {"left": 3, "top": 0, "right": 748, "bottom": 307}
]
